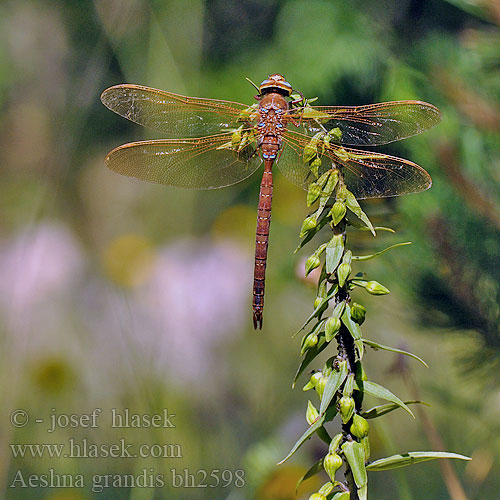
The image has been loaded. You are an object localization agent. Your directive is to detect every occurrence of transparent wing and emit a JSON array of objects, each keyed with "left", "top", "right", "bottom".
[
  {"left": 278, "top": 130, "right": 432, "bottom": 199},
  {"left": 101, "top": 84, "right": 258, "bottom": 137},
  {"left": 288, "top": 100, "right": 441, "bottom": 146},
  {"left": 104, "top": 132, "right": 262, "bottom": 190}
]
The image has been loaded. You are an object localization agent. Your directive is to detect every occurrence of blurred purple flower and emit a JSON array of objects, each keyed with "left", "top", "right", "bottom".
[
  {"left": 80, "top": 238, "right": 252, "bottom": 388},
  {"left": 135, "top": 239, "right": 252, "bottom": 379},
  {"left": 0, "top": 222, "right": 84, "bottom": 316}
]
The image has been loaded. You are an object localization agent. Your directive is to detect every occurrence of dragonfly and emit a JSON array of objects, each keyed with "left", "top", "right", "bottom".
[{"left": 101, "top": 73, "right": 441, "bottom": 329}]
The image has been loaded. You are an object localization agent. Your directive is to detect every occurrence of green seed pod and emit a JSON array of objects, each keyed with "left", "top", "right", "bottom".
[
  {"left": 318, "top": 481, "right": 334, "bottom": 496},
  {"left": 350, "top": 414, "right": 370, "bottom": 438},
  {"left": 308, "top": 493, "right": 327, "bottom": 500},
  {"left": 313, "top": 296, "right": 323, "bottom": 310},
  {"left": 317, "top": 170, "right": 331, "bottom": 189},
  {"left": 307, "top": 182, "right": 322, "bottom": 206},
  {"left": 333, "top": 492, "right": 350, "bottom": 500},
  {"left": 301, "top": 333, "right": 318, "bottom": 355},
  {"left": 337, "top": 262, "right": 351, "bottom": 287},
  {"left": 325, "top": 316, "right": 341, "bottom": 342},
  {"left": 328, "top": 433, "right": 343, "bottom": 454},
  {"left": 322, "top": 170, "right": 339, "bottom": 197},
  {"left": 350, "top": 302, "right": 366, "bottom": 324},
  {"left": 330, "top": 200, "right": 347, "bottom": 226},
  {"left": 306, "top": 400, "right": 319, "bottom": 425},
  {"left": 323, "top": 453, "right": 343, "bottom": 480},
  {"left": 310, "top": 157, "right": 322, "bottom": 178},
  {"left": 338, "top": 396, "right": 356, "bottom": 423},
  {"left": 305, "top": 254, "right": 321, "bottom": 276},
  {"left": 231, "top": 126, "right": 243, "bottom": 146},
  {"left": 300, "top": 216, "right": 318, "bottom": 237},
  {"left": 328, "top": 127, "right": 342, "bottom": 142},
  {"left": 315, "top": 375, "right": 327, "bottom": 399},
  {"left": 310, "top": 371, "right": 323, "bottom": 386},
  {"left": 365, "top": 280, "right": 390, "bottom": 295},
  {"left": 303, "top": 144, "right": 318, "bottom": 163}
]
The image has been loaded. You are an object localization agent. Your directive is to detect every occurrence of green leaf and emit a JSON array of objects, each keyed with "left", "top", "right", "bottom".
[
  {"left": 362, "top": 401, "right": 429, "bottom": 419},
  {"left": 279, "top": 417, "right": 326, "bottom": 465},
  {"left": 357, "top": 484, "right": 368, "bottom": 500},
  {"left": 293, "top": 340, "right": 328, "bottom": 386},
  {"left": 352, "top": 242, "right": 412, "bottom": 261},
  {"left": 295, "top": 214, "right": 330, "bottom": 252},
  {"left": 366, "top": 451, "right": 471, "bottom": 471},
  {"left": 317, "top": 425, "right": 332, "bottom": 445},
  {"left": 279, "top": 406, "right": 336, "bottom": 464},
  {"left": 355, "top": 339, "right": 364, "bottom": 359},
  {"left": 363, "top": 339, "right": 428, "bottom": 368},
  {"left": 356, "top": 380, "right": 415, "bottom": 418},
  {"left": 294, "top": 286, "right": 337, "bottom": 337},
  {"left": 341, "top": 440, "right": 367, "bottom": 488},
  {"left": 320, "top": 361, "right": 348, "bottom": 414},
  {"left": 343, "top": 189, "right": 375, "bottom": 236},
  {"left": 341, "top": 304, "right": 362, "bottom": 340},
  {"left": 326, "top": 234, "right": 344, "bottom": 273},
  {"left": 296, "top": 458, "right": 323, "bottom": 493},
  {"left": 358, "top": 225, "right": 395, "bottom": 233}
]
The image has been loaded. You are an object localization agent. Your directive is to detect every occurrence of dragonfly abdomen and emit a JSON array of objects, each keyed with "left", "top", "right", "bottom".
[{"left": 253, "top": 159, "right": 274, "bottom": 329}]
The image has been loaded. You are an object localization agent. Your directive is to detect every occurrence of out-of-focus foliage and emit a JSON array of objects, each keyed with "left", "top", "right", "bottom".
[{"left": 0, "top": 1, "right": 499, "bottom": 499}]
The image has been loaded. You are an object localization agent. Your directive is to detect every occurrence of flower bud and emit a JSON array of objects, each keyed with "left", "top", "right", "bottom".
[
  {"left": 325, "top": 316, "right": 341, "bottom": 342},
  {"left": 307, "top": 182, "right": 321, "bottom": 206},
  {"left": 305, "top": 254, "right": 321, "bottom": 276},
  {"left": 323, "top": 453, "right": 343, "bottom": 480},
  {"left": 330, "top": 200, "right": 347, "bottom": 226},
  {"left": 313, "top": 296, "right": 323, "bottom": 310},
  {"left": 303, "top": 143, "right": 318, "bottom": 163},
  {"left": 300, "top": 216, "right": 317, "bottom": 237},
  {"left": 306, "top": 400, "right": 319, "bottom": 425},
  {"left": 301, "top": 333, "right": 318, "bottom": 355},
  {"left": 328, "top": 433, "right": 343, "bottom": 454},
  {"left": 315, "top": 375, "right": 327, "bottom": 399},
  {"left": 308, "top": 494, "right": 327, "bottom": 500},
  {"left": 337, "top": 262, "right": 351, "bottom": 287},
  {"left": 231, "top": 127, "right": 242, "bottom": 146},
  {"left": 317, "top": 170, "right": 331, "bottom": 189},
  {"left": 318, "top": 481, "right": 334, "bottom": 496},
  {"left": 333, "top": 492, "right": 350, "bottom": 500},
  {"left": 365, "top": 280, "right": 390, "bottom": 295},
  {"left": 310, "top": 157, "right": 322, "bottom": 178},
  {"left": 338, "top": 396, "right": 355, "bottom": 423},
  {"left": 350, "top": 414, "right": 370, "bottom": 438},
  {"left": 310, "top": 371, "right": 323, "bottom": 386},
  {"left": 350, "top": 302, "right": 366, "bottom": 324},
  {"left": 328, "top": 127, "right": 342, "bottom": 142}
]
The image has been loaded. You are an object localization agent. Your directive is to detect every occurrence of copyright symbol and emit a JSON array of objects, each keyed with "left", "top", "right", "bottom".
[{"left": 11, "top": 409, "right": 29, "bottom": 427}]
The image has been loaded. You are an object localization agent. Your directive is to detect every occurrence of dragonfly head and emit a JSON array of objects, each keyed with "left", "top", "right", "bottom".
[{"left": 259, "top": 74, "right": 293, "bottom": 97}]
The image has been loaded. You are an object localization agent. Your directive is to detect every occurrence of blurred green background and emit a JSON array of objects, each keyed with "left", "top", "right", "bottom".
[{"left": 1, "top": 0, "right": 499, "bottom": 499}]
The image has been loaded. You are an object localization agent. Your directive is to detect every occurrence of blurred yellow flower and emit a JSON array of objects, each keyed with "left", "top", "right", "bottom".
[{"left": 101, "top": 234, "right": 155, "bottom": 288}]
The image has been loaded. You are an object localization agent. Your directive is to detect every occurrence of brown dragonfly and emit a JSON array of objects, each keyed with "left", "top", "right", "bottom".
[{"left": 101, "top": 74, "right": 441, "bottom": 329}]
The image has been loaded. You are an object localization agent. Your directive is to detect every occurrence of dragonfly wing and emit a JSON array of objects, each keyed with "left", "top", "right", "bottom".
[
  {"left": 327, "top": 145, "right": 432, "bottom": 199},
  {"left": 105, "top": 132, "right": 262, "bottom": 190},
  {"left": 101, "top": 84, "right": 257, "bottom": 137},
  {"left": 279, "top": 130, "right": 431, "bottom": 199},
  {"left": 290, "top": 101, "right": 441, "bottom": 146}
]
